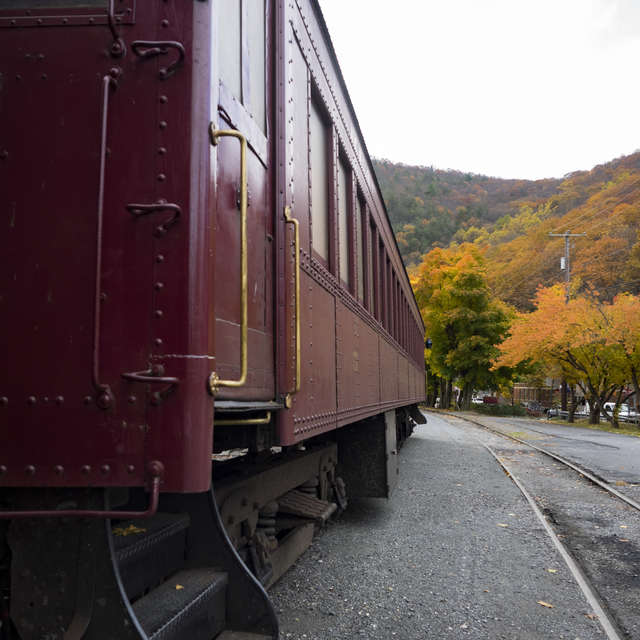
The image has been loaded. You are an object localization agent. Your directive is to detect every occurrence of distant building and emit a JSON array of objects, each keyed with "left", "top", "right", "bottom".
[{"left": 513, "top": 384, "right": 553, "bottom": 408}]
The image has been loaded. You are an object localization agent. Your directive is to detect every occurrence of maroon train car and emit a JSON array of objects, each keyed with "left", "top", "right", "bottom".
[{"left": 0, "top": 1, "right": 426, "bottom": 639}]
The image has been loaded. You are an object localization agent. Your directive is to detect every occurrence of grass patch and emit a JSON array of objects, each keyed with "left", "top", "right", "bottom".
[
  {"left": 546, "top": 416, "right": 640, "bottom": 437},
  {"left": 506, "top": 431, "right": 540, "bottom": 440}
]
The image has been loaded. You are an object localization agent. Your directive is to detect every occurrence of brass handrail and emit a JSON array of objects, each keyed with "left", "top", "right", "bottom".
[
  {"left": 214, "top": 411, "right": 272, "bottom": 426},
  {"left": 208, "top": 124, "right": 248, "bottom": 392},
  {"left": 284, "top": 206, "right": 301, "bottom": 393}
]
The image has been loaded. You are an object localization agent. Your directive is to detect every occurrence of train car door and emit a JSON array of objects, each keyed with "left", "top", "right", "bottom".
[
  {"left": 0, "top": 1, "right": 161, "bottom": 491},
  {"left": 211, "top": 1, "right": 274, "bottom": 402}
]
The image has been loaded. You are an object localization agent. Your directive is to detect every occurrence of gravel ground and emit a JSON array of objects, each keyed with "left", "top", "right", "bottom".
[
  {"left": 449, "top": 413, "right": 640, "bottom": 639},
  {"left": 270, "top": 414, "right": 604, "bottom": 639}
]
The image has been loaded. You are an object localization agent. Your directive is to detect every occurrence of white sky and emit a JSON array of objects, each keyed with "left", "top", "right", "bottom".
[{"left": 318, "top": 0, "right": 640, "bottom": 180}]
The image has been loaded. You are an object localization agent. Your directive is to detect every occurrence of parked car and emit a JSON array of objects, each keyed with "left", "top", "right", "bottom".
[
  {"left": 523, "top": 401, "right": 544, "bottom": 416},
  {"left": 602, "top": 402, "right": 638, "bottom": 421}
]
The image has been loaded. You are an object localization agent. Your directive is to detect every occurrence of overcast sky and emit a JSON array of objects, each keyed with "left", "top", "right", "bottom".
[{"left": 318, "top": 0, "right": 640, "bottom": 180}]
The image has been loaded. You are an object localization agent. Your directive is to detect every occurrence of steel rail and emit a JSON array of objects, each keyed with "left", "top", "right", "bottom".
[
  {"left": 483, "top": 443, "right": 625, "bottom": 640},
  {"left": 451, "top": 413, "right": 640, "bottom": 512}
]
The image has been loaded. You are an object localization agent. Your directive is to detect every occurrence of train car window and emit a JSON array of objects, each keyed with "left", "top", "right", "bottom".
[
  {"left": 337, "top": 157, "right": 350, "bottom": 287},
  {"left": 397, "top": 281, "right": 402, "bottom": 343},
  {"left": 391, "top": 274, "right": 398, "bottom": 340},
  {"left": 355, "top": 195, "right": 364, "bottom": 303},
  {"left": 387, "top": 259, "right": 393, "bottom": 334},
  {"left": 1, "top": 1, "right": 105, "bottom": 6},
  {"left": 382, "top": 250, "right": 389, "bottom": 330},
  {"left": 310, "top": 98, "right": 330, "bottom": 262},
  {"left": 217, "top": 0, "right": 266, "bottom": 135},
  {"left": 246, "top": 0, "right": 266, "bottom": 134},
  {"left": 392, "top": 277, "right": 397, "bottom": 339},
  {"left": 368, "top": 222, "right": 376, "bottom": 316},
  {"left": 218, "top": 0, "right": 242, "bottom": 101}
]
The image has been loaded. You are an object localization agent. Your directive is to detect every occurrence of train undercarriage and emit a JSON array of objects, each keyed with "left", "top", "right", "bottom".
[{"left": 0, "top": 408, "right": 421, "bottom": 640}]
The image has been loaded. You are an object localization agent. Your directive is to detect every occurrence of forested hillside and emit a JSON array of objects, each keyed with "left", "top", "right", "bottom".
[
  {"left": 375, "top": 153, "right": 640, "bottom": 310},
  {"left": 374, "top": 159, "right": 562, "bottom": 266}
]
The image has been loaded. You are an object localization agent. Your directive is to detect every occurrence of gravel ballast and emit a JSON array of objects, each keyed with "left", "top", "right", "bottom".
[
  {"left": 450, "top": 412, "right": 640, "bottom": 638},
  {"left": 270, "top": 414, "right": 604, "bottom": 639}
]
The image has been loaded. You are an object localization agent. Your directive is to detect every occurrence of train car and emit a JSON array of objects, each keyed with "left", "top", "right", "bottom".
[{"left": 0, "top": 1, "right": 426, "bottom": 639}]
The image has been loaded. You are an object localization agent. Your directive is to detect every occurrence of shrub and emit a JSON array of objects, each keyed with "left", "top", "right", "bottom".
[{"left": 470, "top": 404, "right": 527, "bottom": 417}]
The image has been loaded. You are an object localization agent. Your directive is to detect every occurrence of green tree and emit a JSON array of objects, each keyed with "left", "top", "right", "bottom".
[{"left": 414, "top": 245, "right": 512, "bottom": 409}]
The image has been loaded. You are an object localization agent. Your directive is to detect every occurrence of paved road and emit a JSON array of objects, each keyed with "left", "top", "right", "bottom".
[
  {"left": 271, "top": 414, "right": 602, "bottom": 639},
  {"left": 456, "top": 413, "right": 640, "bottom": 484}
]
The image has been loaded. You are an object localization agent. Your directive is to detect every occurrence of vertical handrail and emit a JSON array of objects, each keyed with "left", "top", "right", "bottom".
[
  {"left": 208, "top": 124, "right": 248, "bottom": 392},
  {"left": 93, "top": 72, "right": 119, "bottom": 409},
  {"left": 284, "top": 206, "right": 301, "bottom": 393}
]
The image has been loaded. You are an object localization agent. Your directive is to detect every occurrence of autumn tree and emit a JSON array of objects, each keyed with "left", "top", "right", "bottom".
[
  {"left": 603, "top": 293, "right": 640, "bottom": 407},
  {"left": 413, "top": 245, "right": 511, "bottom": 409},
  {"left": 496, "top": 286, "right": 639, "bottom": 425}
]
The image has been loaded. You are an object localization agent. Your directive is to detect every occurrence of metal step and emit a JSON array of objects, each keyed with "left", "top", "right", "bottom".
[
  {"left": 217, "top": 632, "right": 274, "bottom": 640},
  {"left": 278, "top": 490, "right": 337, "bottom": 523},
  {"left": 113, "top": 513, "right": 190, "bottom": 601},
  {"left": 133, "top": 568, "right": 228, "bottom": 640}
]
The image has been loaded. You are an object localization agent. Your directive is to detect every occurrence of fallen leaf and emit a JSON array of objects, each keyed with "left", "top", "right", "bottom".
[
  {"left": 112, "top": 524, "right": 147, "bottom": 537},
  {"left": 585, "top": 613, "right": 599, "bottom": 620},
  {"left": 537, "top": 601, "right": 554, "bottom": 609},
  {"left": 175, "top": 585, "right": 184, "bottom": 590}
]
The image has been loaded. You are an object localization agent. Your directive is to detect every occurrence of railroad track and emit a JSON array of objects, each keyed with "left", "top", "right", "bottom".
[
  {"left": 448, "top": 412, "right": 640, "bottom": 512},
  {"left": 435, "top": 411, "right": 640, "bottom": 640}
]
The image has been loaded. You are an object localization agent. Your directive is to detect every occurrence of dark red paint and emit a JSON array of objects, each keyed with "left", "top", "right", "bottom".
[{"left": 0, "top": 1, "right": 425, "bottom": 505}]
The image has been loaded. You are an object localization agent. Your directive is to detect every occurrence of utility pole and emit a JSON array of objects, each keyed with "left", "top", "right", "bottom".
[
  {"left": 548, "top": 230, "right": 586, "bottom": 302},
  {"left": 548, "top": 230, "right": 586, "bottom": 410}
]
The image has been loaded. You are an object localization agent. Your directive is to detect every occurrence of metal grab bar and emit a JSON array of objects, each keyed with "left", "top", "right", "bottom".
[
  {"left": 0, "top": 462, "right": 164, "bottom": 520},
  {"left": 121, "top": 369, "right": 180, "bottom": 406},
  {"left": 121, "top": 369, "right": 179, "bottom": 386},
  {"left": 130, "top": 40, "right": 186, "bottom": 79},
  {"left": 284, "top": 206, "right": 301, "bottom": 393},
  {"left": 208, "top": 124, "right": 249, "bottom": 393},
  {"left": 107, "top": 0, "right": 126, "bottom": 58},
  {"left": 92, "top": 71, "right": 120, "bottom": 410},
  {"left": 125, "top": 202, "right": 181, "bottom": 236},
  {"left": 214, "top": 411, "right": 272, "bottom": 426}
]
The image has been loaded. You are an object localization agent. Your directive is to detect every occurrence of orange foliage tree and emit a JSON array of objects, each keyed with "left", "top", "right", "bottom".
[{"left": 496, "top": 286, "right": 640, "bottom": 424}]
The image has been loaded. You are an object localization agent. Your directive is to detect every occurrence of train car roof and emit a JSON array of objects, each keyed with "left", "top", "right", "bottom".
[{"left": 310, "top": 0, "right": 425, "bottom": 333}]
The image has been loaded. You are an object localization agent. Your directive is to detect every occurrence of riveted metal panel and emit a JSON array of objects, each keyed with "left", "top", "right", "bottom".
[
  {"left": 0, "top": 3, "right": 218, "bottom": 492},
  {"left": 277, "top": 272, "right": 336, "bottom": 445},
  {"left": 0, "top": 5, "right": 161, "bottom": 488}
]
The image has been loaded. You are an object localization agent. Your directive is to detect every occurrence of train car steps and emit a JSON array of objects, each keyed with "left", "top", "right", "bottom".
[
  {"left": 132, "top": 567, "right": 228, "bottom": 640},
  {"left": 114, "top": 513, "right": 191, "bottom": 600},
  {"left": 113, "top": 513, "right": 230, "bottom": 640}
]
